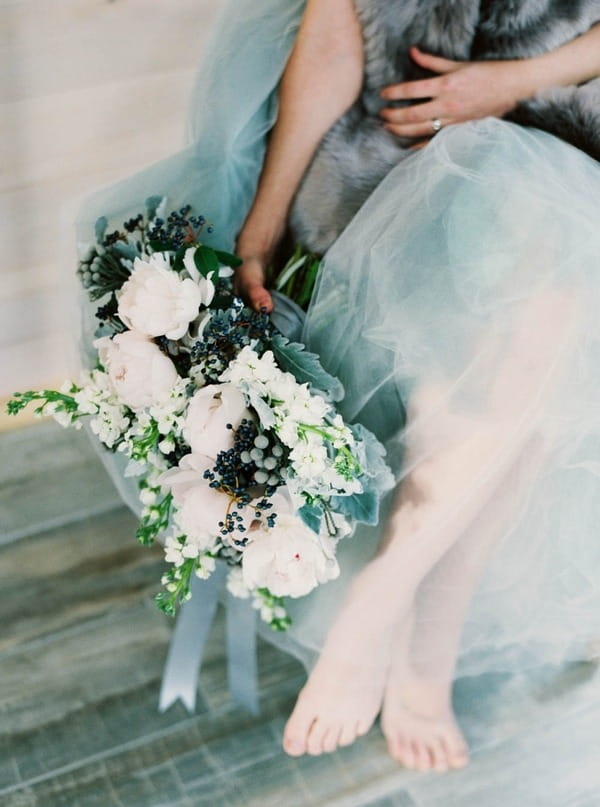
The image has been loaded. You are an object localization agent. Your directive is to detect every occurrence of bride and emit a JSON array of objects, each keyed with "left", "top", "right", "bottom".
[
  {"left": 78, "top": 0, "right": 600, "bottom": 776},
  {"left": 231, "top": 0, "right": 600, "bottom": 771}
]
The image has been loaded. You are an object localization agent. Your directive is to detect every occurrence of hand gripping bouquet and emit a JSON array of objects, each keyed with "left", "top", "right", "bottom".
[{"left": 8, "top": 199, "right": 394, "bottom": 629}]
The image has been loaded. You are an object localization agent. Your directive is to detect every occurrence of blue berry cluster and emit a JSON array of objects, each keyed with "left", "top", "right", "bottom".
[
  {"left": 202, "top": 419, "right": 285, "bottom": 545},
  {"left": 190, "top": 300, "right": 273, "bottom": 383},
  {"left": 148, "top": 205, "right": 212, "bottom": 250}
]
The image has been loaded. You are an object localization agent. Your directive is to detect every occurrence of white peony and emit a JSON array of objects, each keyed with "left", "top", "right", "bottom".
[
  {"left": 95, "top": 330, "right": 179, "bottom": 410},
  {"left": 241, "top": 512, "right": 340, "bottom": 598},
  {"left": 160, "top": 452, "right": 254, "bottom": 546},
  {"left": 117, "top": 253, "right": 203, "bottom": 339},
  {"left": 183, "top": 384, "right": 250, "bottom": 458}
]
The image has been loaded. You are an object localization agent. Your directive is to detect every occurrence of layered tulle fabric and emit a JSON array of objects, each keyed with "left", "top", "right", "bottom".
[
  {"left": 76, "top": 0, "right": 600, "bottom": 748},
  {"left": 286, "top": 118, "right": 600, "bottom": 681}
]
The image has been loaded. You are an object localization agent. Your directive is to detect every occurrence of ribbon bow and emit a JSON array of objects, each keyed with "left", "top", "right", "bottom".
[{"left": 159, "top": 562, "right": 259, "bottom": 714}]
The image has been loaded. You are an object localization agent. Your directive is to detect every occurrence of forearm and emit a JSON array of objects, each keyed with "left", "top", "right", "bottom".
[
  {"left": 521, "top": 23, "right": 600, "bottom": 96},
  {"left": 237, "top": 0, "right": 363, "bottom": 260}
]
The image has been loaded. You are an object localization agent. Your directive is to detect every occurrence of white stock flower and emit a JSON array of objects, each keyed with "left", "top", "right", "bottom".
[
  {"left": 95, "top": 330, "right": 179, "bottom": 410},
  {"left": 183, "top": 247, "right": 216, "bottom": 306},
  {"left": 226, "top": 567, "right": 251, "bottom": 599},
  {"left": 183, "top": 384, "right": 249, "bottom": 458},
  {"left": 286, "top": 389, "right": 330, "bottom": 425},
  {"left": 220, "top": 346, "right": 280, "bottom": 394},
  {"left": 289, "top": 441, "right": 328, "bottom": 478},
  {"left": 241, "top": 512, "right": 340, "bottom": 598},
  {"left": 117, "top": 253, "right": 202, "bottom": 339}
]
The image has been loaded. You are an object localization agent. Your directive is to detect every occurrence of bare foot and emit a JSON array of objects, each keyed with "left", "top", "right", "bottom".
[
  {"left": 283, "top": 562, "right": 401, "bottom": 757},
  {"left": 233, "top": 256, "right": 273, "bottom": 312},
  {"left": 381, "top": 662, "right": 469, "bottom": 772}
]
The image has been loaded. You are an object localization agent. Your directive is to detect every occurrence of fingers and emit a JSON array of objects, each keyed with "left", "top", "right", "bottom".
[
  {"left": 380, "top": 76, "right": 441, "bottom": 102},
  {"left": 409, "top": 45, "right": 462, "bottom": 74},
  {"left": 380, "top": 99, "right": 450, "bottom": 138}
]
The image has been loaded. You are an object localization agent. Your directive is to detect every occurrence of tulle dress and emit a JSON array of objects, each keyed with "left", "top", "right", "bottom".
[{"left": 77, "top": 0, "right": 600, "bottom": 778}]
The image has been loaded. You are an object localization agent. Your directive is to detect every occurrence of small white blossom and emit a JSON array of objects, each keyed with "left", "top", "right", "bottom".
[{"left": 226, "top": 567, "right": 251, "bottom": 599}]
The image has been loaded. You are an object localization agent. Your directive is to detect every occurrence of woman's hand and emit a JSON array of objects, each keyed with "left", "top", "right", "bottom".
[
  {"left": 380, "top": 46, "right": 536, "bottom": 139},
  {"left": 233, "top": 255, "right": 274, "bottom": 313}
]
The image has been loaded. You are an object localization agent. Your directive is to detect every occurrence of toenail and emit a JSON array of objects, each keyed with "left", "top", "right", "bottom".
[{"left": 285, "top": 740, "right": 305, "bottom": 755}]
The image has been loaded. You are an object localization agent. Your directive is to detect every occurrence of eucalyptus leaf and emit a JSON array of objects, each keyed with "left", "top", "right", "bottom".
[
  {"left": 298, "top": 503, "right": 323, "bottom": 534},
  {"left": 244, "top": 387, "right": 276, "bottom": 429},
  {"left": 145, "top": 195, "right": 165, "bottom": 221},
  {"left": 330, "top": 489, "right": 379, "bottom": 526},
  {"left": 271, "top": 333, "right": 344, "bottom": 402},
  {"left": 95, "top": 216, "right": 108, "bottom": 243}
]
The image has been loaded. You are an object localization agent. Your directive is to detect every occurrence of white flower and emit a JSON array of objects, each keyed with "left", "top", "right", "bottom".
[
  {"left": 226, "top": 567, "right": 251, "bottom": 599},
  {"left": 95, "top": 330, "right": 179, "bottom": 411},
  {"left": 195, "top": 552, "right": 217, "bottom": 579},
  {"left": 289, "top": 441, "right": 329, "bottom": 478},
  {"left": 241, "top": 512, "right": 340, "bottom": 598},
  {"left": 160, "top": 453, "right": 253, "bottom": 547},
  {"left": 286, "top": 390, "right": 330, "bottom": 425},
  {"left": 117, "top": 253, "right": 202, "bottom": 339},
  {"left": 183, "top": 383, "right": 250, "bottom": 458},
  {"left": 220, "top": 346, "right": 280, "bottom": 394},
  {"left": 183, "top": 247, "right": 216, "bottom": 306}
]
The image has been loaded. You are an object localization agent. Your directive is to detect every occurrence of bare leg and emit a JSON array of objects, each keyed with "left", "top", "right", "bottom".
[
  {"left": 234, "top": 0, "right": 363, "bottom": 311},
  {"left": 283, "top": 290, "right": 578, "bottom": 757}
]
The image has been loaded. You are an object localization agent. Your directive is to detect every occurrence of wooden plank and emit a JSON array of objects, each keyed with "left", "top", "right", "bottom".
[
  {"left": 0, "top": 423, "right": 122, "bottom": 543},
  {"left": 0, "top": 0, "right": 220, "bottom": 104}
]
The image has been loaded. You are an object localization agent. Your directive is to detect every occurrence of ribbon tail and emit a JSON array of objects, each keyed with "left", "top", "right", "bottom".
[
  {"left": 226, "top": 591, "right": 260, "bottom": 715},
  {"left": 159, "top": 563, "right": 227, "bottom": 713}
]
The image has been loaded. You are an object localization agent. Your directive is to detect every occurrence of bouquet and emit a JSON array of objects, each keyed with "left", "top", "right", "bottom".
[{"left": 8, "top": 199, "right": 393, "bottom": 630}]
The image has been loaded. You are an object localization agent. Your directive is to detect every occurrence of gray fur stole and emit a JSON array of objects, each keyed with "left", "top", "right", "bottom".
[{"left": 290, "top": 0, "right": 600, "bottom": 252}]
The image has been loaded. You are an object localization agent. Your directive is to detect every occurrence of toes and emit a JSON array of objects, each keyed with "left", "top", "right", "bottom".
[
  {"left": 321, "top": 725, "right": 342, "bottom": 754},
  {"left": 338, "top": 720, "right": 360, "bottom": 748},
  {"left": 283, "top": 699, "right": 316, "bottom": 757},
  {"left": 387, "top": 734, "right": 408, "bottom": 764},
  {"left": 429, "top": 736, "right": 449, "bottom": 773},
  {"left": 356, "top": 717, "right": 373, "bottom": 738},
  {"left": 400, "top": 740, "right": 417, "bottom": 769},
  {"left": 306, "top": 719, "right": 329, "bottom": 756},
  {"left": 440, "top": 729, "right": 469, "bottom": 769},
  {"left": 413, "top": 740, "right": 433, "bottom": 772}
]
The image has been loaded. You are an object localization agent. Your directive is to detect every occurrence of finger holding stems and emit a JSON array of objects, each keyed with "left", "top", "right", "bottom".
[{"left": 379, "top": 46, "right": 538, "bottom": 139}]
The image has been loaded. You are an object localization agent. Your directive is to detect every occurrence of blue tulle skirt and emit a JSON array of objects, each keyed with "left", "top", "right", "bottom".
[{"left": 77, "top": 0, "right": 600, "bottom": 766}]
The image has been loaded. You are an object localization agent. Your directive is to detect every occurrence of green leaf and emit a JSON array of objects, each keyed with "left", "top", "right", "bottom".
[
  {"left": 298, "top": 503, "right": 323, "bottom": 534},
  {"left": 148, "top": 239, "right": 173, "bottom": 252},
  {"left": 213, "top": 249, "right": 242, "bottom": 268},
  {"left": 194, "top": 245, "right": 220, "bottom": 278},
  {"left": 145, "top": 195, "right": 164, "bottom": 220},
  {"left": 95, "top": 216, "right": 108, "bottom": 243},
  {"left": 271, "top": 333, "right": 344, "bottom": 402},
  {"left": 172, "top": 244, "right": 188, "bottom": 274},
  {"left": 330, "top": 489, "right": 380, "bottom": 526}
]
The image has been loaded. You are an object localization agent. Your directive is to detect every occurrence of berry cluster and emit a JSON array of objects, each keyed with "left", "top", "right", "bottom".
[
  {"left": 190, "top": 301, "right": 273, "bottom": 382},
  {"left": 77, "top": 244, "right": 131, "bottom": 301},
  {"left": 202, "top": 419, "right": 284, "bottom": 545},
  {"left": 147, "top": 205, "right": 212, "bottom": 250},
  {"left": 240, "top": 433, "right": 285, "bottom": 490}
]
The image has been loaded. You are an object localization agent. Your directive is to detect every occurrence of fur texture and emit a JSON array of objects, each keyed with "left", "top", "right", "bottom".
[{"left": 290, "top": 0, "right": 600, "bottom": 252}]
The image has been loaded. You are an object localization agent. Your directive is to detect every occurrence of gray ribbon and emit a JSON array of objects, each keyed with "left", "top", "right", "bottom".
[{"left": 159, "top": 563, "right": 259, "bottom": 714}]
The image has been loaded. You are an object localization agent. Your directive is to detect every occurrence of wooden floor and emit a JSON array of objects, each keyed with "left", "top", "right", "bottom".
[{"left": 1, "top": 422, "right": 600, "bottom": 807}]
